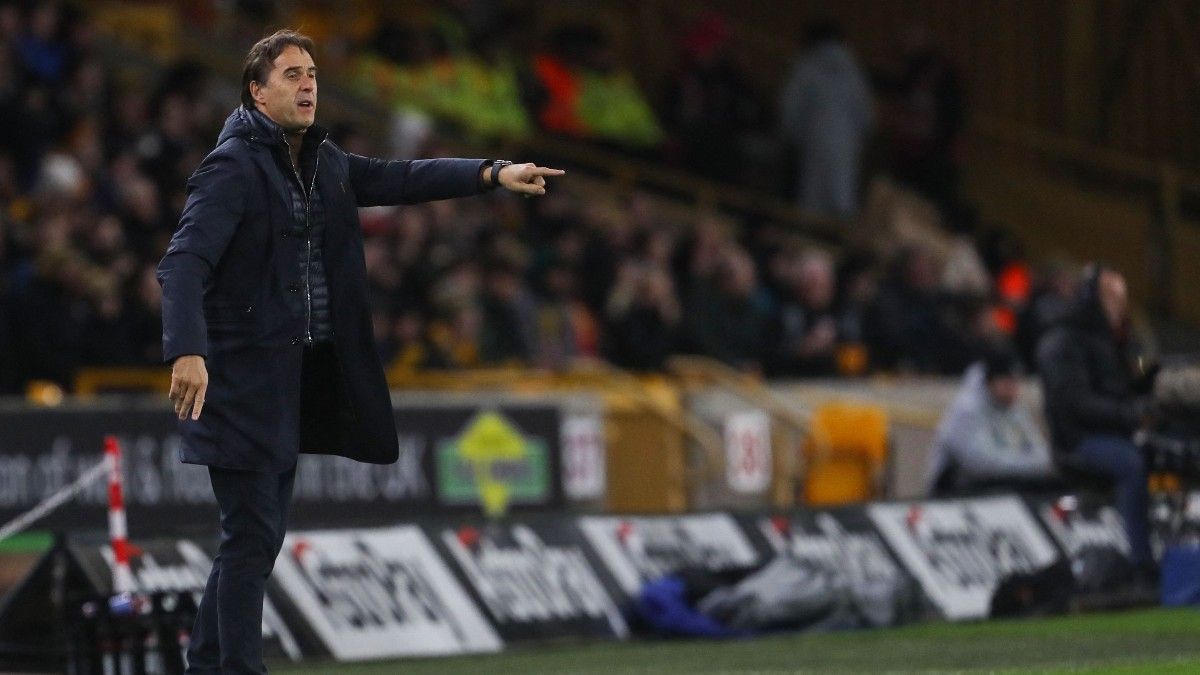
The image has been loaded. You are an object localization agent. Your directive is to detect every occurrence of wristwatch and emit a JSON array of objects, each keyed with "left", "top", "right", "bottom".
[{"left": 487, "top": 160, "right": 513, "bottom": 190}]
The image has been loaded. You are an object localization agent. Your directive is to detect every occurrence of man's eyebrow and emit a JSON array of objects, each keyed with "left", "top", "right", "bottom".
[{"left": 282, "top": 65, "right": 317, "bottom": 73}]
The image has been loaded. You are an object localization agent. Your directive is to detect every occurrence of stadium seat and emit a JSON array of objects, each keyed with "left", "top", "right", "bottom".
[{"left": 802, "top": 402, "right": 889, "bottom": 505}]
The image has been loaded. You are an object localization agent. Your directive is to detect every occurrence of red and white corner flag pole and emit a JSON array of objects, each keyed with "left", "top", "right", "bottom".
[{"left": 104, "top": 435, "right": 135, "bottom": 594}]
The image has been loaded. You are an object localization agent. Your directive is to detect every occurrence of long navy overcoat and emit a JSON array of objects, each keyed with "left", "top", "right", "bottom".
[{"left": 158, "top": 106, "right": 487, "bottom": 472}]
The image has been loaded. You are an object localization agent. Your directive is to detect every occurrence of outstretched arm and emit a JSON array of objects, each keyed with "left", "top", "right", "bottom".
[
  {"left": 346, "top": 155, "right": 564, "bottom": 206},
  {"left": 347, "top": 155, "right": 486, "bottom": 206}
]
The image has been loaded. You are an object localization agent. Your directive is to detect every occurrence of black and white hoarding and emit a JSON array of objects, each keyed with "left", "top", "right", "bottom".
[
  {"left": 271, "top": 527, "right": 501, "bottom": 660},
  {"left": 437, "top": 522, "right": 628, "bottom": 641},
  {"left": 868, "top": 497, "right": 1060, "bottom": 619},
  {"left": 578, "top": 514, "right": 761, "bottom": 598}
]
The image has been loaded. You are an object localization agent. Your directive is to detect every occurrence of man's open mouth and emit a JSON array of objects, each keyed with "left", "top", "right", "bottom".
[{"left": 298, "top": 101, "right": 314, "bottom": 109}]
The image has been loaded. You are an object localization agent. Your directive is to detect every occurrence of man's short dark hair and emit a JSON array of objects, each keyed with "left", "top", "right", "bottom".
[
  {"left": 984, "top": 348, "right": 1021, "bottom": 382},
  {"left": 241, "top": 29, "right": 315, "bottom": 107},
  {"left": 802, "top": 19, "right": 843, "bottom": 47}
]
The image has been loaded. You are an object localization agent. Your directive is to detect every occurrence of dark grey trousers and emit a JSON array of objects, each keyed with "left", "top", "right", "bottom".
[{"left": 186, "top": 465, "right": 295, "bottom": 674}]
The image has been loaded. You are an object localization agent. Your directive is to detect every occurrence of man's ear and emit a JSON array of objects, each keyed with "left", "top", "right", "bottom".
[{"left": 249, "top": 80, "right": 265, "bottom": 104}]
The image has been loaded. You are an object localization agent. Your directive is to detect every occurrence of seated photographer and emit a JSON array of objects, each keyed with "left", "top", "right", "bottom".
[
  {"left": 1037, "top": 264, "right": 1154, "bottom": 569},
  {"left": 925, "top": 350, "right": 1057, "bottom": 496}
]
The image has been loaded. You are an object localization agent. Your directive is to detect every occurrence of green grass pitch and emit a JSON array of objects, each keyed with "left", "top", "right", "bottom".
[{"left": 272, "top": 607, "right": 1200, "bottom": 674}]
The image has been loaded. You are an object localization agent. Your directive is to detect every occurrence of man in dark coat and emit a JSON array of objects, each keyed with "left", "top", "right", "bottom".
[
  {"left": 157, "top": 30, "right": 562, "bottom": 673},
  {"left": 1036, "top": 264, "right": 1154, "bottom": 569}
]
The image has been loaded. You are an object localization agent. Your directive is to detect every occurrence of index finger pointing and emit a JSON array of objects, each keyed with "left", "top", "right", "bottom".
[{"left": 531, "top": 167, "right": 566, "bottom": 176}]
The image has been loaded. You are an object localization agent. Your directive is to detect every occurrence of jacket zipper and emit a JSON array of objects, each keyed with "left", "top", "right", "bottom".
[
  {"left": 277, "top": 131, "right": 357, "bottom": 424},
  {"left": 283, "top": 136, "right": 326, "bottom": 345}
]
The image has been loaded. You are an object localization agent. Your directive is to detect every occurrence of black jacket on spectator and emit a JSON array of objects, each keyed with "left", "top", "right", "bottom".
[
  {"left": 1036, "top": 275, "right": 1141, "bottom": 454},
  {"left": 158, "top": 106, "right": 487, "bottom": 472},
  {"left": 606, "top": 305, "right": 678, "bottom": 371},
  {"left": 684, "top": 280, "right": 769, "bottom": 370},
  {"left": 867, "top": 284, "right": 972, "bottom": 374},
  {"left": 767, "top": 303, "right": 840, "bottom": 377},
  {"left": 6, "top": 269, "right": 85, "bottom": 387}
]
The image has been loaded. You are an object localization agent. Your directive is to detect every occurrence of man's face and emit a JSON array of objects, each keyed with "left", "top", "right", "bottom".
[
  {"left": 251, "top": 45, "right": 317, "bottom": 133},
  {"left": 987, "top": 375, "right": 1019, "bottom": 409},
  {"left": 799, "top": 260, "right": 835, "bottom": 310},
  {"left": 1098, "top": 270, "right": 1129, "bottom": 332}
]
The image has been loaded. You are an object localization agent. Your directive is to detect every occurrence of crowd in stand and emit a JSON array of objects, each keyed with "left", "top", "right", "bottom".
[{"left": 0, "top": 2, "right": 1103, "bottom": 395}]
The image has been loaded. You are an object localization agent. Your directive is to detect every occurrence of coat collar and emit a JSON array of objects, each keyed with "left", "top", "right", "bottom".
[{"left": 218, "top": 106, "right": 330, "bottom": 149}]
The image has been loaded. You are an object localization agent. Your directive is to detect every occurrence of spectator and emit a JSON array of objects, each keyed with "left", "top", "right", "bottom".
[
  {"left": 885, "top": 27, "right": 966, "bottom": 212},
  {"left": 105, "top": 90, "right": 151, "bottom": 161},
  {"left": 0, "top": 296, "right": 10, "bottom": 392},
  {"left": 7, "top": 245, "right": 88, "bottom": 387},
  {"left": 60, "top": 56, "right": 108, "bottom": 122},
  {"left": 661, "top": 13, "right": 761, "bottom": 183},
  {"left": 534, "top": 261, "right": 598, "bottom": 369},
  {"left": 1017, "top": 259, "right": 1078, "bottom": 369},
  {"left": 0, "top": 214, "right": 12, "bottom": 392},
  {"left": 18, "top": 2, "right": 68, "bottom": 85},
  {"left": 1037, "top": 264, "right": 1155, "bottom": 571},
  {"left": 125, "top": 263, "right": 163, "bottom": 364},
  {"left": 524, "top": 24, "right": 599, "bottom": 137},
  {"left": 139, "top": 92, "right": 199, "bottom": 196},
  {"left": 578, "top": 201, "right": 637, "bottom": 311},
  {"left": 866, "top": 245, "right": 972, "bottom": 373},
  {"left": 0, "top": 3, "right": 20, "bottom": 44},
  {"left": 427, "top": 299, "right": 483, "bottom": 369},
  {"left": 685, "top": 247, "right": 770, "bottom": 372},
  {"left": 768, "top": 250, "right": 843, "bottom": 377},
  {"left": 778, "top": 20, "right": 874, "bottom": 219},
  {"left": 925, "top": 350, "right": 1056, "bottom": 496},
  {"left": 81, "top": 280, "right": 131, "bottom": 366},
  {"left": 677, "top": 215, "right": 728, "bottom": 291},
  {"left": 427, "top": 257, "right": 482, "bottom": 365},
  {"left": 834, "top": 250, "right": 878, "bottom": 348},
  {"left": 363, "top": 236, "right": 402, "bottom": 306},
  {"left": 388, "top": 206, "right": 437, "bottom": 309},
  {"left": 370, "top": 300, "right": 397, "bottom": 365},
  {"left": 479, "top": 262, "right": 538, "bottom": 364},
  {"left": 390, "top": 307, "right": 433, "bottom": 371},
  {"left": 604, "top": 261, "right": 681, "bottom": 371},
  {"left": 0, "top": 3, "right": 1131, "bottom": 392}
]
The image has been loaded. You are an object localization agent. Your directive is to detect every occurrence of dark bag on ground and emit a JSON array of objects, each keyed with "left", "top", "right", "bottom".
[
  {"left": 989, "top": 559, "right": 1074, "bottom": 618},
  {"left": 1071, "top": 544, "right": 1136, "bottom": 593}
]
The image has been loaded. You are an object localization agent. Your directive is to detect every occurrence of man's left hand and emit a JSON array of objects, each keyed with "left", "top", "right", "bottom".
[{"left": 498, "top": 163, "right": 565, "bottom": 196}]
